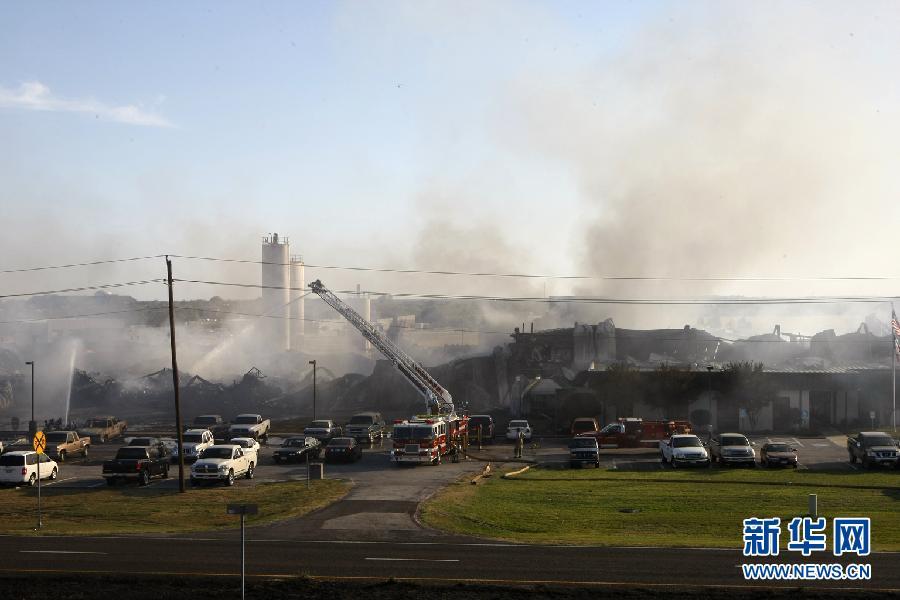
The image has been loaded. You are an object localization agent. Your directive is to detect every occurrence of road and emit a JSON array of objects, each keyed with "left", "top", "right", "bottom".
[{"left": 1, "top": 433, "right": 897, "bottom": 591}]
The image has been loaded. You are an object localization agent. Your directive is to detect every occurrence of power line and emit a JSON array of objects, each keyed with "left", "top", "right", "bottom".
[
  {"left": 0, "top": 279, "right": 166, "bottom": 300},
  {"left": 0, "top": 306, "right": 166, "bottom": 325},
  {"left": 171, "top": 278, "right": 899, "bottom": 306},
  {"left": 167, "top": 254, "right": 900, "bottom": 282},
  {"left": 0, "top": 255, "right": 165, "bottom": 275}
]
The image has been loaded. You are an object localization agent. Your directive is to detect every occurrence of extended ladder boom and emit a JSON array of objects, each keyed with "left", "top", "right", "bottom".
[{"left": 308, "top": 280, "right": 454, "bottom": 416}]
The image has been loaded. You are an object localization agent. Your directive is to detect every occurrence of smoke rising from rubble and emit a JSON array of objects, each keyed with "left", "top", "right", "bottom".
[{"left": 494, "top": 2, "right": 900, "bottom": 333}]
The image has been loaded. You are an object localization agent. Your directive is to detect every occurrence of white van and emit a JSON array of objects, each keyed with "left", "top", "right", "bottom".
[{"left": 0, "top": 451, "right": 59, "bottom": 486}]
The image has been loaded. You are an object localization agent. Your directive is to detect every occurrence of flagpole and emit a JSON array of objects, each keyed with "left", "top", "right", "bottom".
[{"left": 893, "top": 304, "right": 897, "bottom": 433}]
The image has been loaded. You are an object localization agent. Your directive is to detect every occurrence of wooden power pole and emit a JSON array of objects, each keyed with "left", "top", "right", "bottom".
[{"left": 166, "top": 256, "right": 187, "bottom": 492}]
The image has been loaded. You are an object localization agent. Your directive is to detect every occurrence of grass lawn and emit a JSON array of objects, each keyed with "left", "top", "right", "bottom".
[
  {"left": 0, "top": 479, "right": 350, "bottom": 535},
  {"left": 419, "top": 467, "right": 900, "bottom": 550}
]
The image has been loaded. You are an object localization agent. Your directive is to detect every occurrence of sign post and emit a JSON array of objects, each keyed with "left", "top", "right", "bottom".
[
  {"left": 33, "top": 431, "right": 46, "bottom": 530},
  {"left": 227, "top": 503, "right": 258, "bottom": 600}
]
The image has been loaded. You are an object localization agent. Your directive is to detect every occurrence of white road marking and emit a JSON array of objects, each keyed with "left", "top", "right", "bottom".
[
  {"left": 848, "top": 464, "right": 859, "bottom": 471},
  {"left": 812, "top": 443, "right": 829, "bottom": 447},
  {"left": 610, "top": 459, "right": 617, "bottom": 470},
  {"left": 365, "top": 557, "right": 459, "bottom": 562},
  {"left": 20, "top": 550, "right": 107, "bottom": 555},
  {"left": 791, "top": 438, "right": 804, "bottom": 447}
]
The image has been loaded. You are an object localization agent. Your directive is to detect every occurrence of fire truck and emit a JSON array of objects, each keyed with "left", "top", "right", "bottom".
[
  {"left": 309, "top": 280, "right": 467, "bottom": 466},
  {"left": 581, "top": 417, "right": 692, "bottom": 449}
]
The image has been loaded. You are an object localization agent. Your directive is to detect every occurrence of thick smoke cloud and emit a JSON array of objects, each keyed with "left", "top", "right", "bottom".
[{"left": 493, "top": 3, "right": 900, "bottom": 332}]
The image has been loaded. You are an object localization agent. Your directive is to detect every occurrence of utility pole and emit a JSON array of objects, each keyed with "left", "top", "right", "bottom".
[
  {"left": 25, "top": 361, "right": 34, "bottom": 435},
  {"left": 309, "top": 360, "right": 317, "bottom": 420},
  {"left": 167, "top": 256, "right": 186, "bottom": 492}
]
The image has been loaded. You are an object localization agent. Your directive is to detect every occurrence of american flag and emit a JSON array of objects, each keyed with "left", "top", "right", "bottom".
[{"left": 893, "top": 309, "right": 900, "bottom": 356}]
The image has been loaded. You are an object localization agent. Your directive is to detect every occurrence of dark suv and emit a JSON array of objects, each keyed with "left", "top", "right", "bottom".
[
  {"left": 344, "top": 412, "right": 386, "bottom": 443},
  {"left": 468, "top": 415, "right": 495, "bottom": 443}
]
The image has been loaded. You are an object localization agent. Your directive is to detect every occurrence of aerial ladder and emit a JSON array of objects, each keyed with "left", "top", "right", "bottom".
[{"left": 308, "top": 280, "right": 455, "bottom": 417}]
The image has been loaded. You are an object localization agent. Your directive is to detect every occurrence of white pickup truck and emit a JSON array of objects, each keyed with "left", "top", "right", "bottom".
[
  {"left": 190, "top": 444, "right": 255, "bottom": 486},
  {"left": 177, "top": 429, "right": 216, "bottom": 463},
  {"left": 660, "top": 434, "right": 711, "bottom": 468},
  {"left": 229, "top": 414, "right": 271, "bottom": 442}
]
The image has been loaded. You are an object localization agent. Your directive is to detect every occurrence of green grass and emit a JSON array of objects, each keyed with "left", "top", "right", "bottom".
[
  {"left": 0, "top": 479, "right": 350, "bottom": 535},
  {"left": 420, "top": 467, "right": 900, "bottom": 550}
]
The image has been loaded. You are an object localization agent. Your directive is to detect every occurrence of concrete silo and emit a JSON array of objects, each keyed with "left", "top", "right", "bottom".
[
  {"left": 289, "top": 255, "right": 305, "bottom": 349},
  {"left": 261, "top": 233, "right": 291, "bottom": 351}
]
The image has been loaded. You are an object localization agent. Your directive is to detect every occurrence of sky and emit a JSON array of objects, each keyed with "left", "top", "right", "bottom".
[{"left": 2, "top": 1, "right": 900, "bottom": 332}]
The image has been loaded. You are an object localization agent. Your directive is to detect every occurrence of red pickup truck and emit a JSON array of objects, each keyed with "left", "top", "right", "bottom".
[{"left": 580, "top": 417, "right": 692, "bottom": 449}]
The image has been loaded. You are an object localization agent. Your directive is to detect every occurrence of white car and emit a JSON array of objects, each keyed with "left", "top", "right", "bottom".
[
  {"left": 506, "top": 420, "right": 532, "bottom": 442},
  {"left": 177, "top": 429, "right": 216, "bottom": 462},
  {"left": 228, "top": 437, "right": 260, "bottom": 462},
  {"left": 190, "top": 444, "right": 255, "bottom": 486},
  {"left": 0, "top": 451, "right": 59, "bottom": 486},
  {"left": 660, "top": 434, "right": 710, "bottom": 468}
]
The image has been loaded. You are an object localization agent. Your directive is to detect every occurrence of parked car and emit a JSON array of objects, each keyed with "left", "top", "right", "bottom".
[
  {"left": 759, "top": 441, "right": 799, "bottom": 468},
  {"left": 273, "top": 436, "right": 321, "bottom": 463},
  {"left": 43, "top": 430, "right": 90, "bottom": 462},
  {"left": 102, "top": 446, "right": 170, "bottom": 486},
  {"left": 304, "top": 420, "right": 343, "bottom": 443},
  {"left": 847, "top": 432, "right": 898, "bottom": 469},
  {"left": 176, "top": 429, "right": 215, "bottom": 463},
  {"left": 229, "top": 414, "right": 271, "bottom": 442},
  {"left": 159, "top": 438, "right": 179, "bottom": 455},
  {"left": 344, "top": 412, "right": 386, "bottom": 443},
  {"left": 659, "top": 434, "right": 710, "bottom": 468},
  {"left": 127, "top": 436, "right": 161, "bottom": 447},
  {"left": 190, "top": 444, "right": 254, "bottom": 486},
  {"left": 0, "top": 451, "right": 58, "bottom": 486},
  {"left": 506, "top": 420, "right": 532, "bottom": 442},
  {"left": 228, "top": 437, "right": 260, "bottom": 463},
  {"left": 79, "top": 416, "right": 127, "bottom": 443},
  {"left": 568, "top": 437, "right": 600, "bottom": 468},
  {"left": 324, "top": 437, "right": 363, "bottom": 462},
  {"left": 708, "top": 433, "right": 756, "bottom": 467},
  {"left": 570, "top": 417, "right": 600, "bottom": 436},
  {"left": 468, "top": 415, "right": 495, "bottom": 442},
  {"left": 190, "top": 415, "right": 230, "bottom": 440}
]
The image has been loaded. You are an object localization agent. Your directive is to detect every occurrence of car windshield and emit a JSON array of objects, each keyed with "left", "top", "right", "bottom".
[
  {"left": 234, "top": 416, "right": 258, "bottom": 424},
  {"left": 0, "top": 454, "right": 25, "bottom": 466},
  {"left": 308, "top": 421, "right": 331, "bottom": 428},
  {"left": 570, "top": 438, "right": 597, "bottom": 448},
  {"left": 86, "top": 419, "right": 109, "bottom": 428},
  {"left": 283, "top": 438, "right": 307, "bottom": 447},
  {"left": 193, "top": 417, "right": 218, "bottom": 425},
  {"left": 766, "top": 443, "right": 791, "bottom": 452},
  {"left": 509, "top": 421, "right": 528, "bottom": 428},
  {"left": 183, "top": 434, "right": 204, "bottom": 443},
  {"left": 201, "top": 448, "right": 233, "bottom": 459},
  {"left": 469, "top": 417, "right": 491, "bottom": 426},
  {"left": 45, "top": 432, "right": 68, "bottom": 442},
  {"left": 672, "top": 436, "right": 702, "bottom": 448},
  {"left": 348, "top": 415, "right": 374, "bottom": 424},
  {"left": 393, "top": 425, "right": 434, "bottom": 439},
  {"left": 129, "top": 438, "right": 155, "bottom": 446},
  {"left": 572, "top": 421, "right": 595, "bottom": 432},
  {"left": 115, "top": 448, "right": 148, "bottom": 460},
  {"left": 329, "top": 439, "right": 352, "bottom": 447},
  {"left": 230, "top": 439, "right": 251, "bottom": 448},
  {"left": 721, "top": 436, "right": 750, "bottom": 446},
  {"left": 864, "top": 436, "right": 895, "bottom": 447}
]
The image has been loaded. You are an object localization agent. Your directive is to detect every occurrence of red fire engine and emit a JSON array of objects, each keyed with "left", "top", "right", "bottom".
[
  {"left": 309, "top": 280, "right": 467, "bottom": 466},
  {"left": 581, "top": 417, "right": 692, "bottom": 448}
]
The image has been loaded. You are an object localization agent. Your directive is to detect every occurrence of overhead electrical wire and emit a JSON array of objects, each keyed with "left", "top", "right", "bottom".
[
  {"left": 171, "top": 278, "right": 899, "bottom": 306},
  {"left": 0, "top": 279, "right": 166, "bottom": 300},
  {"left": 0, "top": 255, "right": 165, "bottom": 275}
]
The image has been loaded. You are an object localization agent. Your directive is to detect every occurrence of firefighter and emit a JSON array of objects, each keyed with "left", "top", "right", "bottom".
[{"left": 515, "top": 428, "right": 524, "bottom": 459}]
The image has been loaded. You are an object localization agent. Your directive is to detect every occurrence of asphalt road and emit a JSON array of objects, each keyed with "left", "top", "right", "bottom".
[{"left": 1, "top": 433, "right": 897, "bottom": 591}]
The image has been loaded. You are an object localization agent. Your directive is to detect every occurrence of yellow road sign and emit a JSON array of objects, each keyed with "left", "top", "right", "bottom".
[{"left": 33, "top": 431, "right": 47, "bottom": 454}]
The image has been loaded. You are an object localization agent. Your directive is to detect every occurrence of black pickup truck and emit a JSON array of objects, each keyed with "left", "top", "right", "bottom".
[{"left": 102, "top": 446, "right": 170, "bottom": 486}]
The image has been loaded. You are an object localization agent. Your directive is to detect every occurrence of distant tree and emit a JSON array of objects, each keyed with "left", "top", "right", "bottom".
[{"left": 722, "top": 362, "right": 777, "bottom": 431}]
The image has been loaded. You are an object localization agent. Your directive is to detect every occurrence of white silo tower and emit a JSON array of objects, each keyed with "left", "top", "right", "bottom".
[
  {"left": 289, "top": 255, "right": 305, "bottom": 349},
  {"left": 261, "top": 233, "right": 291, "bottom": 351}
]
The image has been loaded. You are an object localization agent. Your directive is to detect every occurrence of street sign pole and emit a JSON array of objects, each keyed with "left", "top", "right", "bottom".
[
  {"left": 227, "top": 503, "right": 258, "bottom": 600},
  {"left": 33, "top": 431, "right": 46, "bottom": 530}
]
